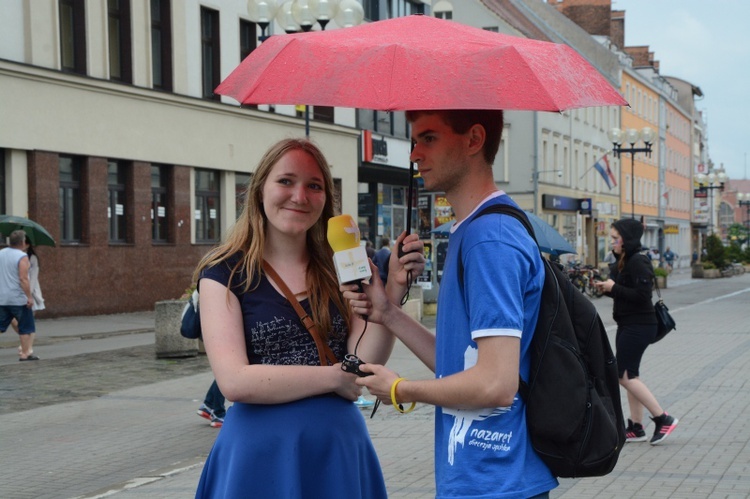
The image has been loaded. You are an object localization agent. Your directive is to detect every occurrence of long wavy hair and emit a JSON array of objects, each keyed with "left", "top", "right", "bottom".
[{"left": 193, "top": 138, "right": 348, "bottom": 339}]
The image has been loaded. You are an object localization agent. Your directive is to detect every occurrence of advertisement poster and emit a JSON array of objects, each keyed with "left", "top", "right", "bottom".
[
  {"left": 416, "top": 241, "right": 433, "bottom": 289},
  {"left": 418, "top": 194, "right": 432, "bottom": 240},
  {"left": 434, "top": 196, "right": 454, "bottom": 226}
]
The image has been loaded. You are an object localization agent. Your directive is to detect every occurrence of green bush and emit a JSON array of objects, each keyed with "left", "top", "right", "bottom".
[
  {"left": 705, "top": 234, "right": 727, "bottom": 269},
  {"left": 726, "top": 240, "right": 744, "bottom": 263},
  {"left": 654, "top": 267, "right": 669, "bottom": 277},
  {"left": 702, "top": 261, "right": 716, "bottom": 270}
]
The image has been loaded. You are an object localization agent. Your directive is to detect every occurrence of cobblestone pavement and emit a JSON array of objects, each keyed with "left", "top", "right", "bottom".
[{"left": 1, "top": 269, "right": 749, "bottom": 498}]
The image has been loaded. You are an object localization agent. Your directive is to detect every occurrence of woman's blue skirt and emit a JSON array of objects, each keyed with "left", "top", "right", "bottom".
[{"left": 195, "top": 394, "right": 386, "bottom": 498}]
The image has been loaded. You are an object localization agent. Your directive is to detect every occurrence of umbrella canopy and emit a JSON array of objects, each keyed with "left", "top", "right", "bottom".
[
  {"left": 429, "top": 211, "right": 574, "bottom": 256},
  {"left": 0, "top": 215, "right": 56, "bottom": 247},
  {"left": 524, "top": 211, "right": 575, "bottom": 256},
  {"left": 431, "top": 220, "right": 455, "bottom": 235},
  {"left": 216, "top": 15, "right": 627, "bottom": 111}
]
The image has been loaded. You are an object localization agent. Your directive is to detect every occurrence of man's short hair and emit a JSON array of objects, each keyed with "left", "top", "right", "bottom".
[
  {"left": 406, "top": 109, "right": 504, "bottom": 165},
  {"left": 9, "top": 230, "right": 26, "bottom": 247},
  {"left": 380, "top": 236, "right": 390, "bottom": 248}
]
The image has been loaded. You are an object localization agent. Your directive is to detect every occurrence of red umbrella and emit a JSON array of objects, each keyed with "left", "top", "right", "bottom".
[{"left": 216, "top": 15, "right": 627, "bottom": 111}]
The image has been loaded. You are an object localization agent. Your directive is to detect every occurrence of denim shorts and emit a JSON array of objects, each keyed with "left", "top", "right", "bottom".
[{"left": 0, "top": 305, "right": 36, "bottom": 334}]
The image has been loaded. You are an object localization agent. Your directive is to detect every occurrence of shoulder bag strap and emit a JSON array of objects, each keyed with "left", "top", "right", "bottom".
[{"left": 262, "top": 260, "right": 337, "bottom": 367}]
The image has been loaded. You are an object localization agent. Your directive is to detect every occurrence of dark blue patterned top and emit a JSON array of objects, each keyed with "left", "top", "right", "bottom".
[{"left": 200, "top": 255, "right": 348, "bottom": 366}]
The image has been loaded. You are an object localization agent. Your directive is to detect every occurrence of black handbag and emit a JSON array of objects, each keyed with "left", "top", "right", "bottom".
[{"left": 652, "top": 278, "right": 676, "bottom": 343}]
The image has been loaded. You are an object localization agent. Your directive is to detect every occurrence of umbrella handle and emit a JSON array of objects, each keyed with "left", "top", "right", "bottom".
[{"left": 399, "top": 160, "right": 416, "bottom": 258}]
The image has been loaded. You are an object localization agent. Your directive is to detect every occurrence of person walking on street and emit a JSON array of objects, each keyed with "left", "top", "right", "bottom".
[
  {"left": 196, "top": 380, "right": 226, "bottom": 428},
  {"left": 372, "top": 236, "right": 391, "bottom": 284},
  {"left": 342, "top": 109, "right": 558, "bottom": 498},
  {"left": 663, "top": 246, "right": 676, "bottom": 273},
  {"left": 12, "top": 236, "right": 45, "bottom": 356},
  {"left": 595, "top": 219, "right": 679, "bottom": 445},
  {"left": 192, "top": 138, "right": 424, "bottom": 498},
  {"left": 0, "top": 230, "right": 39, "bottom": 361}
]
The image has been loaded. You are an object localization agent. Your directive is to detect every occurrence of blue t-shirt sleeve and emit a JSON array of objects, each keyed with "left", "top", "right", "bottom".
[{"left": 461, "top": 217, "right": 542, "bottom": 340}]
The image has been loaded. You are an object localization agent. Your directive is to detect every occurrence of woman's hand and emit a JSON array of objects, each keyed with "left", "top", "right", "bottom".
[
  {"left": 595, "top": 278, "right": 615, "bottom": 293},
  {"left": 387, "top": 232, "right": 425, "bottom": 288},
  {"left": 331, "top": 363, "right": 364, "bottom": 401}
]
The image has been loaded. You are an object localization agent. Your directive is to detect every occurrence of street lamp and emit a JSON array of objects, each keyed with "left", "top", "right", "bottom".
[
  {"left": 738, "top": 192, "right": 750, "bottom": 240},
  {"left": 608, "top": 127, "right": 656, "bottom": 219},
  {"left": 247, "top": 0, "right": 279, "bottom": 41},
  {"left": 248, "top": 0, "right": 362, "bottom": 136},
  {"left": 695, "top": 171, "right": 727, "bottom": 235}
]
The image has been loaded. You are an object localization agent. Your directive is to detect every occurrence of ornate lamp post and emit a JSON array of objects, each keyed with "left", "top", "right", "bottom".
[
  {"left": 695, "top": 171, "right": 727, "bottom": 235},
  {"left": 247, "top": 0, "right": 362, "bottom": 136},
  {"left": 738, "top": 192, "right": 750, "bottom": 241},
  {"left": 608, "top": 127, "right": 656, "bottom": 219}
]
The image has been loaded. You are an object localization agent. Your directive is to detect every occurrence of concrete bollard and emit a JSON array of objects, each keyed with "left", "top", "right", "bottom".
[{"left": 154, "top": 300, "right": 198, "bottom": 358}]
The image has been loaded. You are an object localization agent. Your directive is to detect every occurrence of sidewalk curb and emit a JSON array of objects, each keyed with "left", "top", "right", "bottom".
[{"left": 0, "top": 328, "right": 154, "bottom": 349}]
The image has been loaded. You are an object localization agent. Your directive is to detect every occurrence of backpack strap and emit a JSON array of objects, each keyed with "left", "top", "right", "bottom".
[
  {"left": 457, "top": 203, "right": 538, "bottom": 285},
  {"left": 456, "top": 203, "right": 541, "bottom": 400}
]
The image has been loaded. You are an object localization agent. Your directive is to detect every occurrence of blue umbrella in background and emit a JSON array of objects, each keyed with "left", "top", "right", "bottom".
[
  {"left": 429, "top": 212, "right": 575, "bottom": 256},
  {"left": 430, "top": 220, "right": 455, "bottom": 236},
  {"left": 523, "top": 211, "right": 576, "bottom": 256}
]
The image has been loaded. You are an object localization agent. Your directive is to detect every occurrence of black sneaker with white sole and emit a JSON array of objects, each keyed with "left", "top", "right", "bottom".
[{"left": 650, "top": 412, "right": 679, "bottom": 445}]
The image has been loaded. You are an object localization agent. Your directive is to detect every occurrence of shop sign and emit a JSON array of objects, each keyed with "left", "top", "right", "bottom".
[{"left": 361, "top": 130, "right": 411, "bottom": 169}]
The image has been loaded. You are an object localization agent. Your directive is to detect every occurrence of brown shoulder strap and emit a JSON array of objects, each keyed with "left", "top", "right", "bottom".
[{"left": 262, "top": 260, "right": 337, "bottom": 367}]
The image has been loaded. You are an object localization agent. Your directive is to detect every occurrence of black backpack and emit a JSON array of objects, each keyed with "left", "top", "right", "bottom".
[{"left": 458, "top": 204, "right": 625, "bottom": 478}]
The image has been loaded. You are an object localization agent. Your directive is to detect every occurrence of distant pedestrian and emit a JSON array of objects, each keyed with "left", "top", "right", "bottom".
[
  {"left": 196, "top": 380, "right": 226, "bottom": 428},
  {"left": 595, "top": 219, "right": 679, "bottom": 446},
  {"left": 12, "top": 236, "right": 45, "bottom": 352},
  {"left": 0, "top": 230, "right": 38, "bottom": 361},
  {"left": 372, "top": 236, "right": 391, "bottom": 284},
  {"left": 365, "top": 239, "right": 375, "bottom": 259},
  {"left": 663, "top": 247, "right": 676, "bottom": 272}
]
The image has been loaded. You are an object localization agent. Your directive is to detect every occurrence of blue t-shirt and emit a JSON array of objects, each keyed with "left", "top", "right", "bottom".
[
  {"left": 434, "top": 194, "right": 557, "bottom": 498},
  {"left": 200, "top": 256, "right": 348, "bottom": 366}
]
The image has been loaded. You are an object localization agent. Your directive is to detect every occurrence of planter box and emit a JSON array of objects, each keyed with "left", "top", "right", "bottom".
[
  {"left": 703, "top": 268, "right": 721, "bottom": 279},
  {"left": 691, "top": 264, "right": 704, "bottom": 278},
  {"left": 154, "top": 299, "right": 199, "bottom": 358},
  {"left": 654, "top": 276, "right": 667, "bottom": 289}
]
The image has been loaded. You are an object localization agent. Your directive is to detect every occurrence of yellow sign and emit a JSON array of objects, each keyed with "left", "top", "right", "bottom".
[{"left": 663, "top": 225, "right": 679, "bottom": 234}]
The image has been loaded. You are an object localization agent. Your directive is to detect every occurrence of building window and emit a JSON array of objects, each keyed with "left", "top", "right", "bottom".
[
  {"left": 108, "top": 160, "right": 129, "bottom": 243},
  {"left": 201, "top": 7, "right": 220, "bottom": 100},
  {"left": 388, "top": 0, "right": 424, "bottom": 17},
  {"left": 108, "top": 0, "right": 132, "bottom": 82},
  {"left": 239, "top": 19, "right": 257, "bottom": 109},
  {"left": 151, "top": 165, "right": 169, "bottom": 242},
  {"left": 195, "top": 169, "right": 220, "bottom": 242},
  {"left": 235, "top": 172, "right": 251, "bottom": 218},
  {"left": 313, "top": 105, "right": 334, "bottom": 124},
  {"left": 59, "top": 0, "right": 87, "bottom": 74},
  {"left": 151, "top": 0, "right": 173, "bottom": 90},
  {"left": 240, "top": 19, "right": 256, "bottom": 60},
  {"left": 363, "top": 0, "right": 379, "bottom": 21},
  {"left": 59, "top": 155, "right": 83, "bottom": 243}
]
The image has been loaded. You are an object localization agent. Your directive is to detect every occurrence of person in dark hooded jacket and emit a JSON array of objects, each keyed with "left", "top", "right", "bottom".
[{"left": 595, "top": 218, "right": 679, "bottom": 446}]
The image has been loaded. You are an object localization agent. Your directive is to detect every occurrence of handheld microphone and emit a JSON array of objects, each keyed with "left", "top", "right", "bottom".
[
  {"left": 327, "top": 215, "right": 372, "bottom": 285},
  {"left": 328, "top": 215, "right": 373, "bottom": 376}
]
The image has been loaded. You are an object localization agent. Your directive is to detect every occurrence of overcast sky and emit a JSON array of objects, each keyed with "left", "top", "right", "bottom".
[{"left": 611, "top": 0, "right": 750, "bottom": 180}]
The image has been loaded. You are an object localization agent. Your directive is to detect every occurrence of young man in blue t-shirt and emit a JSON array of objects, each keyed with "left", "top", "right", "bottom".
[{"left": 342, "top": 109, "right": 557, "bottom": 498}]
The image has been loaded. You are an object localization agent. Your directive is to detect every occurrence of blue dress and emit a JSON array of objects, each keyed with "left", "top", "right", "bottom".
[{"left": 196, "top": 258, "right": 386, "bottom": 498}]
